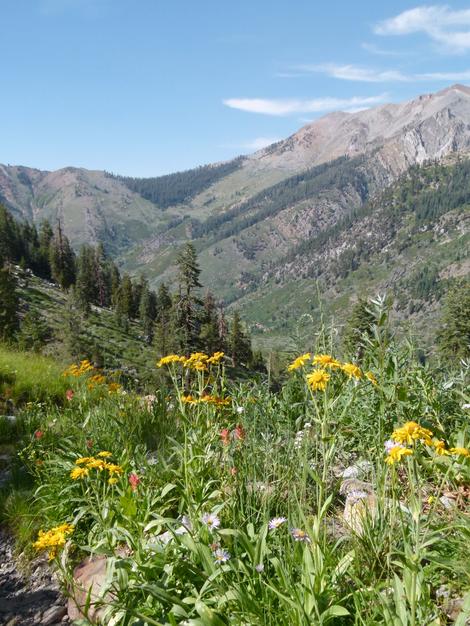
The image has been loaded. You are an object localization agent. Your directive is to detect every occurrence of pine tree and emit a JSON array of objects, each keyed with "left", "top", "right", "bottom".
[
  {"left": 139, "top": 279, "right": 157, "bottom": 344},
  {"left": 154, "top": 282, "right": 174, "bottom": 356},
  {"left": 437, "top": 280, "right": 470, "bottom": 361},
  {"left": 115, "top": 274, "right": 134, "bottom": 330},
  {"left": 199, "top": 290, "right": 220, "bottom": 353},
  {"left": 229, "top": 311, "right": 252, "bottom": 368},
  {"left": 75, "top": 245, "right": 96, "bottom": 313},
  {"left": 94, "top": 243, "right": 110, "bottom": 307},
  {"left": 58, "top": 292, "right": 89, "bottom": 358},
  {"left": 0, "top": 261, "right": 19, "bottom": 342},
  {"left": 18, "top": 309, "right": 50, "bottom": 352},
  {"left": 175, "top": 243, "right": 202, "bottom": 353},
  {"left": 49, "top": 221, "right": 76, "bottom": 289},
  {"left": 38, "top": 220, "right": 54, "bottom": 278},
  {"left": 343, "top": 298, "right": 376, "bottom": 360}
]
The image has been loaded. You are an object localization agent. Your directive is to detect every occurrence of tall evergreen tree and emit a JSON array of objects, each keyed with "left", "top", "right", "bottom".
[
  {"left": 343, "top": 298, "right": 376, "bottom": 360},
  {"left": 175, "top": 243, "right": 202, "bottom": 353},
  {"left": 229, "top": 311, "right": 252, "bottom": 368},
  {"left": 154, "top": 282, "right": 174, "bottom": 356},
  {"left": 437, "top": 280, "right": 470, "bottom": 361},
  {"left": 115, "top": 274, "right": 134, "bottom": 330},
  {"left": 49, "top": 221, "right": 76, "bottom": 289},
  {"left": 0, "top": 261, "right": 19, "bottom": 342},
  {"left": 139, "top": 278, "right": 157, "bottom": 343},
  {"left": 18, "top": 309, "right": 50, "bottom": 352},
  {"left": 199, "top": 290, "right": 220, "bottom": 354},
  {"left": 74, "top": 244, "right": 96, "bottom": 313}
]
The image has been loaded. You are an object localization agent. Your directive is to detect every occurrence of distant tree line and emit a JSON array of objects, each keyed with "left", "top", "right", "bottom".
[
  {"left": 107, "top": 157, "right": 244, "bottom": 209},
  {"left": 0, "top": 204, "right": 258, "bottom": 369}
]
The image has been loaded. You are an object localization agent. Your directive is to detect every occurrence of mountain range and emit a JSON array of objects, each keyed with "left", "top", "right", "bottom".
[{"left": 1, "top": 84, "right": 470, "bottom": 349}]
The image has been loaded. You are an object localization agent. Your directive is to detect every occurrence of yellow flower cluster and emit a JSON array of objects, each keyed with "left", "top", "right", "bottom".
[
  {"left": 63, "top": 359, "right": 95, "bottom": 377},
  {"left": 33, "top": 523, "right": 74, "bottom": 560},
  {"left": 181, "top": 393, "right": 230, "bottom": 406},
  {"left": 391, "top": 422, "right": 433, "bottom": 446},
  {"left": 306, "top": 369, "right": 330, "bottom": 391},
  {"left": 287, "top": 353, "right": 311, "bottom": 372},
  {"left": 385, "top": 445, "right": 413, "bottom": 465},
  {"left": 71, "top": 453, "right": 123, "bottom": 484},
  {"left": 287, "top": 352, "right": 376, "bottom": 393},
  {"left": 157, "top": 351, "right": 225, "bottom": 371}
]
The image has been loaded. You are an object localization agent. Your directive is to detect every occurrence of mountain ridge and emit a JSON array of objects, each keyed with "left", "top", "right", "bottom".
[{"left": 1, "top": 84, "right": 470, "bottom": 347}]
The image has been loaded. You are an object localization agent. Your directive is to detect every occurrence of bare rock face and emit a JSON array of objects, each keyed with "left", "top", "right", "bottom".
[
  {"left": 340, "top": 479, "right": 377, "bottom": 535},
  {"left": 67, "top": 556, "right": 111, "bottom": 624}
]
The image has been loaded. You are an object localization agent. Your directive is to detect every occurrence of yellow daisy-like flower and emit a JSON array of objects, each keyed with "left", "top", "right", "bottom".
[
  {"left": 156, "top": 354, "right": 184, "bottom": 367},
  {"left": 182, "top": 394, "right": 198, "bottom": 404},
  {"left": 365, "top": 371, "right": 378, "bottom": 386},
  {"left": 433, "top": 440, "right": 450, "bottom": 456},
  {"left": 207, "top": 351, "right": 225, "bottom": 365},
  {"left": 391, "top": 422, "right": 433, "bottom": 446},
  {"left": 287, "top": 353, "right": 311, "bottom": 372},
  {"left": 33, "top": 523, "right": 74, "bottom": 560},
  {"left": 341, "top": 363, "right": 362, "bottom": 379},
  {"left": 385, "top": 445, "right": 413, "bottom": 465},
  {"left": 75, "top": 456, "right": 94, "bottom": 465},
  {"left": 108, "top": 477, "right": 119, "bottom": 485},
  {"left": 312, "top": 354, "right": 341, "bottom": 368},
  {"left": 70, "top": 466, "right": 89, "bottom": 480},
  {"left": 449, "top": 447, "right": 470, "bottom": 457},
  {"left": 86, "top": 458, "right": 107, "bottom": 470},
  {"left": 306, "top": 369, "right": 330, "bottom": 391},
  {"left": 105, "top": 463, "right": 124, "bottom": 476},
  {"left": 97, "top": 451, "right": 112, "bottom": 458}
]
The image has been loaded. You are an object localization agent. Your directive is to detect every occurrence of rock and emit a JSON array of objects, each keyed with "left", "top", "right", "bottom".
[
  {"left": 67, "top": 556, "right": 110, "bottom": 623},
  {"left": 42, "top": 605, "right": 67, "bottom": 625},
  {"left": 6, "top": 617, "right": 20, "bottom": 626},
  {"left": 439, "top": 495, "right": 456, "bottom": 510}
]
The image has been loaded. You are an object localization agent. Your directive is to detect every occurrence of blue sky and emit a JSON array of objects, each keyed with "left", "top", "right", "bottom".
[{"left": 3, "top": 1, "right": 470, "bottom": 176}]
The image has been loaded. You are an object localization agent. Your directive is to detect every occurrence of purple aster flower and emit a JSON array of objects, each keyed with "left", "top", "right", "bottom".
[
  {"left": 268, "top": 516, "right": 287, "bottom": 531},
  {"left": 201, "top": 512, "right": 221, "bottom": 531},
  {"left": 213, "top": 548, "right": 230, "bottom": 563}
]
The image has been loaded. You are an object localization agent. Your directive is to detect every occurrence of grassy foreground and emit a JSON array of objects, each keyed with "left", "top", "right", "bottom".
[{"left": 0, "top": 329, "right": 469, "bottom": 625}]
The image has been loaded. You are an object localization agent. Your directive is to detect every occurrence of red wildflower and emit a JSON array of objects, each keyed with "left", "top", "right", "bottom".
[
  {"left": 86, "top": 439, "right": 93, "bottom": 449},
  {"left": 34, "top": 430, "right": 44, "bottom": 439},
  {"left": 220, "top": 428, "right": 230, "bottom": 445},
  {"left": 233, "top": 424, "right": 245, "bottom": 441},
  {"left": 65, "top": 389, "right": 74, "bottom": 401},
  {"left": 128, "top": 473, "right": 140, "bottom": 491}
]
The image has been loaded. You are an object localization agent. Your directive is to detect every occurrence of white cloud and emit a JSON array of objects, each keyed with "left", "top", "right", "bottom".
[
  {"left": 361, "top": 42, "right": 405, "bottom": 57},
  {"left": 292, "top": 62, "right": 470, "bottom": 84},
  {"left": 223, "top": 94, "right": 388, "bottom": 116},
  {"left": 296, "top": 63, "right": 410, "bottom": 82},
  {"left": 374, "top": 5, "right": 470, "bottom": 54}
]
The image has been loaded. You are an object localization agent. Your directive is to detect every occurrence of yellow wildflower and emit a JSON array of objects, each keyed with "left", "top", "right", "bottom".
[
  {"left": 391, "top": 422, "right": 433, "bottom": 446},
  {"left": 75, "top": 456, "right": 94, "bottom": 465},
  {"left": 385, "top": 445, "right": 413, "bottom": 465},
  {"left": 287, "top": 353, "right": 311, "bottom": 372},
  {"left": 86, "top": 458, "right": 107, "bottom": 470},
  {"left": 341, "top": 363, "right": 362, "bottom": 379},
  {"left": 97, "top": 451, "right": 112, "bottom": 458},
  {"left": 33, "top": 523, "right": 74, "bottom": 560},
  {"left": 207, "top": 351, "right": 225, "bottom": 365},
  {"left": 427, "top": 495, "right": 435, "bottom": 504},
  {"left": 182, "top": 394, "right": 198, "bottom": 404},
  {"left": 306, "top": 369, "right": 330, "bottom": 391},
  {"left": 70, "top": 466, "right": 89, "bottom": 480},
  {"left": 108, "top": 382, "right": 122, "bottom": 394},
  {"left": 365, "top": 371, "right": 378, "bottom": 386},
  {"left": 104, "top": 463, "right": 124, "bottom": 476},
  {"left": 312, "top": 354, "right": 341, "bottom": 368},
  {"left": 449, "top": 447, "right": 470, "bottom": 457},
  {"left": 157, "top": 354, "right": 184, "bottom": 367},
  {"left": 108, "top": 477, "right": 119, "bottom": 485},
  {"left": 433, "top": 440, "right": 450, "bottom": 456}
]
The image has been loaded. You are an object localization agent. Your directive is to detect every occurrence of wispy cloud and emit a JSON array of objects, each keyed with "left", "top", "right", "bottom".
[
  {"left": 374, "top": 5, "right": 470, "bottom": 54},
  {"left": 295, "top": 63, "right": 410, "bottom": 82},
  {"left": 292, "top": 62, "right": 470, "bottom": 84},
  {"left": 361, "top": 42, "right": 406, "bottom": 57},
  {"left": 223, "top": 94, "right": 388, "bottom": 116}
]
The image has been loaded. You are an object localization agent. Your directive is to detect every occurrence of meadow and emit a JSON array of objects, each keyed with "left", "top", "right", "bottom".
[{"left": 0, "top": 312, "right": 469, "bottom": 625}]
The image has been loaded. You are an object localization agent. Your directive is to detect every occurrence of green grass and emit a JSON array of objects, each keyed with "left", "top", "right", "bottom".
[{"left": 2, "top": 306, "right": 470, "bottom": 624}]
